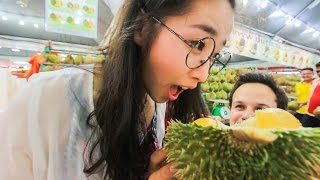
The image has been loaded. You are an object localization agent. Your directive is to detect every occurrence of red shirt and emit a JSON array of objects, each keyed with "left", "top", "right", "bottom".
[{"left": 307, "top": 84, "right": 320, "bottom": 115}]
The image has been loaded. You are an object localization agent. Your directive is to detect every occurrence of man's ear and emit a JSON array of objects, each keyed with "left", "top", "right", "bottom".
[{"left": 134, "top": 9, "right": 147, "bottom": 46}]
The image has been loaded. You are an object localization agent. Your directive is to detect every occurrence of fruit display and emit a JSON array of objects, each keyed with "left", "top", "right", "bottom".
[
  {"left": 41, "top": 52, "right": 105, "bottom": 72},
  {"left": 165, "top": 108, "right": 320, "bottom": 179},
  {"left": 50, "top": 13, "right": 62, "bottom": 23},
  {"left": 271, "top": 73, "right": 301, "bottom": 97},
  {"left": 83, "top": 19, "right": 94, "bottom": 29},
  {"left": 50, "top": 0, "right": 62, "bottom": 8},
  {"left": 66, "top": 16, "right": 75, "bottom": 25},
  {"left": 67, "top": 2, "right": 79, "bottom": 11},
  {"left": 83, "top": 5, "right": 95, "bottom": 15},
  {"left": 201, "top": 67, "right": 253, "bottom": 102}
]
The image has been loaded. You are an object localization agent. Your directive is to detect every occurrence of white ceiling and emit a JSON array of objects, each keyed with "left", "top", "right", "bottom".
[{"left": 236, "top": 0, "right": 320, "bottom": 53}]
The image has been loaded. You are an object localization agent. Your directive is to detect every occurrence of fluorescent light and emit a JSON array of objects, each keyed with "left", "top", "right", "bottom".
[
  {"left": 33, "top": 23, "right": 39, "bottom": 28},
  {"left": 1, "top": 16, "right": 8, "bottom": 21},
  {"left": 19, "top": 20, "right": 25, "bottom": 25},
  {"left": 285, "top": 15, "right": 293, "bottom": 25},
  {"left": 294, "top": 20, "right": 302, "bottom": 27},
  {"left": 302, "top": 27, "right": 315, "bottom": 34},
  {"left": 11, "top": 48, "right": 20, "bottom": 52},
  {"left": 13, "top": 61, "right": 28, "bottom": 65},
  {"left": 269, "top": 9, "right": 284, "bottom": 17},
  {"left": 313, "top": 31, "right": 320, "bottom": 38},
  {"left": 260, "top": 0, "right": 268, "bottom": 9}
]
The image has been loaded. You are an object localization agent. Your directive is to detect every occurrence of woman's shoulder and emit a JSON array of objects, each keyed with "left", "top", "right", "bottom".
[
  {"left": 29, "top": 66, "right": 94, "bottom": 86},
  {"left": 28, "top": 66, "right": 95, "bottom": 110}
]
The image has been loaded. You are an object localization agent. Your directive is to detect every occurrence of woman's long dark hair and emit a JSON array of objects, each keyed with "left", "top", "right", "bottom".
[{"left": 84, "top": 0, "right": 236, "bottom": 179}]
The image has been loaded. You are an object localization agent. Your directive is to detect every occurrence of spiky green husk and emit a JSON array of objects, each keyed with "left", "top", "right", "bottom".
[{"left": 165, "top": 121, "right": 320, "bottom": 180}]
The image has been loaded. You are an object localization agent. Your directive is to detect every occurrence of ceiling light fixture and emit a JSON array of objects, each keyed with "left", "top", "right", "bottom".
[
  {"left": 302, "top": 27, "right": 315, "bottom": 34},
  {"left": 285, "top": 16, "right": 293, "bottom": 25},
  {"left": 34, "top": 23, "right": 39, "bottom": 28},
  {"left": 19, "top": 20, "right": 25, "bottom": 25},
  {"left": 313, "top": 31, "right": 320, "bottom": 38},
  {"left": 16, "top": 0, "right": 29, "bottom": 8},
  {"left": 11, "top": 48, "right": 20, "bottom": 52},
  {"left": 260, "top": 0, "right": 268, "bottom": 9},
  {"left": 269, "top": 9, "right": 284, "bottom": 17},
  {"left": 1, "top": 16, "right": 8, "bottom": 21},
  {"left": 294, "top": 20, "right": 302, "bottom": 27}
]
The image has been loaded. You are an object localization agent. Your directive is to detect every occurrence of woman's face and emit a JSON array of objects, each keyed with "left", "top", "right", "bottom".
[
  {"left": 230, "top": 83, "right": 277, "bottom": 125},
  {"left": 142, "top": 0, "right": 234, "bottom": 103}
]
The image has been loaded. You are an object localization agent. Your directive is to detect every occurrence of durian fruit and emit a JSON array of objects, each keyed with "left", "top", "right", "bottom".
[{"left": 165, "top": 108, "right": 320, "bottom": 180}]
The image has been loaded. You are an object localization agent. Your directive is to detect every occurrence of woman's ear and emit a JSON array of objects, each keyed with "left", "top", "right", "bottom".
[{"left": 134, "top": 9, "right": 147, "bottom": 46}]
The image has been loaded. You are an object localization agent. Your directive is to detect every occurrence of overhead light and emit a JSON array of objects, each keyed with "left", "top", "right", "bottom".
[
  {"left": 260, "top": 0, "right": 268, "bottom": 9},
  {"left": 269, "top": 9, "right": 284, "bottom": 17},
  {"left": 243, "top": 0, "right": 248, "bottom": 6},
  {"left": 33, "top": 23, "right": 39, "bottom": 28},
  {"left": 19, "top": 20, "right": 25, "bottom": 25},
  {"left": 294, "top": 20, "right": 302, "bottom": 27},
  {"left": 285, "top": 15, "right": 293, "bottom": 25},
  {"left": 1, "top": 16, "right": 8, "bottom": 21},
  {"left": 16, "top": 0, "right": 29, "bottom": 8},
  {"left": 302, "top": 27, "right": 315, "bottom": 34},
  {"left": 11, "top": 48, "right": 20, "bottom": 52},
  {"left": 313, "top": 31, "right": 320, "bottom": 38},
  {"left": 0, "top": 46, "right": 2, "bottom": 48}
]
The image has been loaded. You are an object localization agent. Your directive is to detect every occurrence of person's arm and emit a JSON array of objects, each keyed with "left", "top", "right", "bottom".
[
  {"left": 0, "top": 84, "right": 36, "bottom": 180},
  {"left": 0, "top": 72, "right": 74, "bottom": 180}
]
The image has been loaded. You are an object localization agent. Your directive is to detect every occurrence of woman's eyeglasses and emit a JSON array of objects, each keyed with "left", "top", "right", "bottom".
[{"left": 152, "top": 16, "right": 231, "bottom": 74}]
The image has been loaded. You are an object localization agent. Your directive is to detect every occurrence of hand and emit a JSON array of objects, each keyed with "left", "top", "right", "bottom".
[
  {"left": 148, "top": 149, "right": 177, "bottom": 180},
  {"left": 298, "top": 102, "right": 307, "bottom": 109}
]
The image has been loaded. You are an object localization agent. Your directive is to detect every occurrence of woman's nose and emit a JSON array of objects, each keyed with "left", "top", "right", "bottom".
[{"left": 190, "top": 63, "right": 210, "bottom": 83}]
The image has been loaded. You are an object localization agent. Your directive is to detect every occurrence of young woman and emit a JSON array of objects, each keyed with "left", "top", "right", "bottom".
[
  {"left": 0, "top": 0, "right": 235, "bottom": 179},
  {"left": 229, "top": 72, "right": 288, "bottom": 125}
]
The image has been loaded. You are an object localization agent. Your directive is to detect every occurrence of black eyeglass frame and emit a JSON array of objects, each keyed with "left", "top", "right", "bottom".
[{"left": 152, "top": 16, "right": 231, "bottom": 73}]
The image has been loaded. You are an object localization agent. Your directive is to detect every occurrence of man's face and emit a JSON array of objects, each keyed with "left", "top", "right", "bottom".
[
  {"left": 316, "top": 67, "right": 320, "bottom": 77},
  {"left": 301, "top": 69, "right": 314, "bottom": 82}
]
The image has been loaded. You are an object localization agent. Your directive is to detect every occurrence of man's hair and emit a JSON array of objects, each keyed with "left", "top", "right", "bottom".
[
  {"left": 301, "top": 67, "right": 314, "bottom": 72},
  {"left": 315, "top": 62, "right": 320, "bottom": 68},
  {"left": 229, "top": 72, "right": 288, "bottom": 110}
]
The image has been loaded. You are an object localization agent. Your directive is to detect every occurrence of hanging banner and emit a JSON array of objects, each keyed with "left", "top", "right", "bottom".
[
  {"left": 45, "top": 0, "right": 98, "bottom": 38},
  {"left": 224, "top": 25, "right": 320, "bottom": 68}
]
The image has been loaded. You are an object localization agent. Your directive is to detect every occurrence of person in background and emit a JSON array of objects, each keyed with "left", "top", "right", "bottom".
[
  {"left": 228, "top": 72, "right": 288, "bottom": 125},
  {"left": 294, "top": 68, "right": 314, "bottom": 121},
  {"left": 300, "top": 63, "right": 320, "bottom": 127},
  {"left": 315, "top": 62, "right": 320, "bottom": 77},
  {"left": 0, "top": 0, "right": 236, "bottom": 179}
]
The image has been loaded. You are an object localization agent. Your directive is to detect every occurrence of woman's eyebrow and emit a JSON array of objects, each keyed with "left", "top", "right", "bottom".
[
  {"left": 190, "top": 24, "right": 227, "bottom": 45},
  {"left": 190, "top": 24, "right": 217, "bottom": 36}
]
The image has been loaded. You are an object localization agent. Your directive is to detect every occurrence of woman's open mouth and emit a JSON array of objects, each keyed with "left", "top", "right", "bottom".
[{"left": 168, "top": 85, "right": 184, "bottom": 101}]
